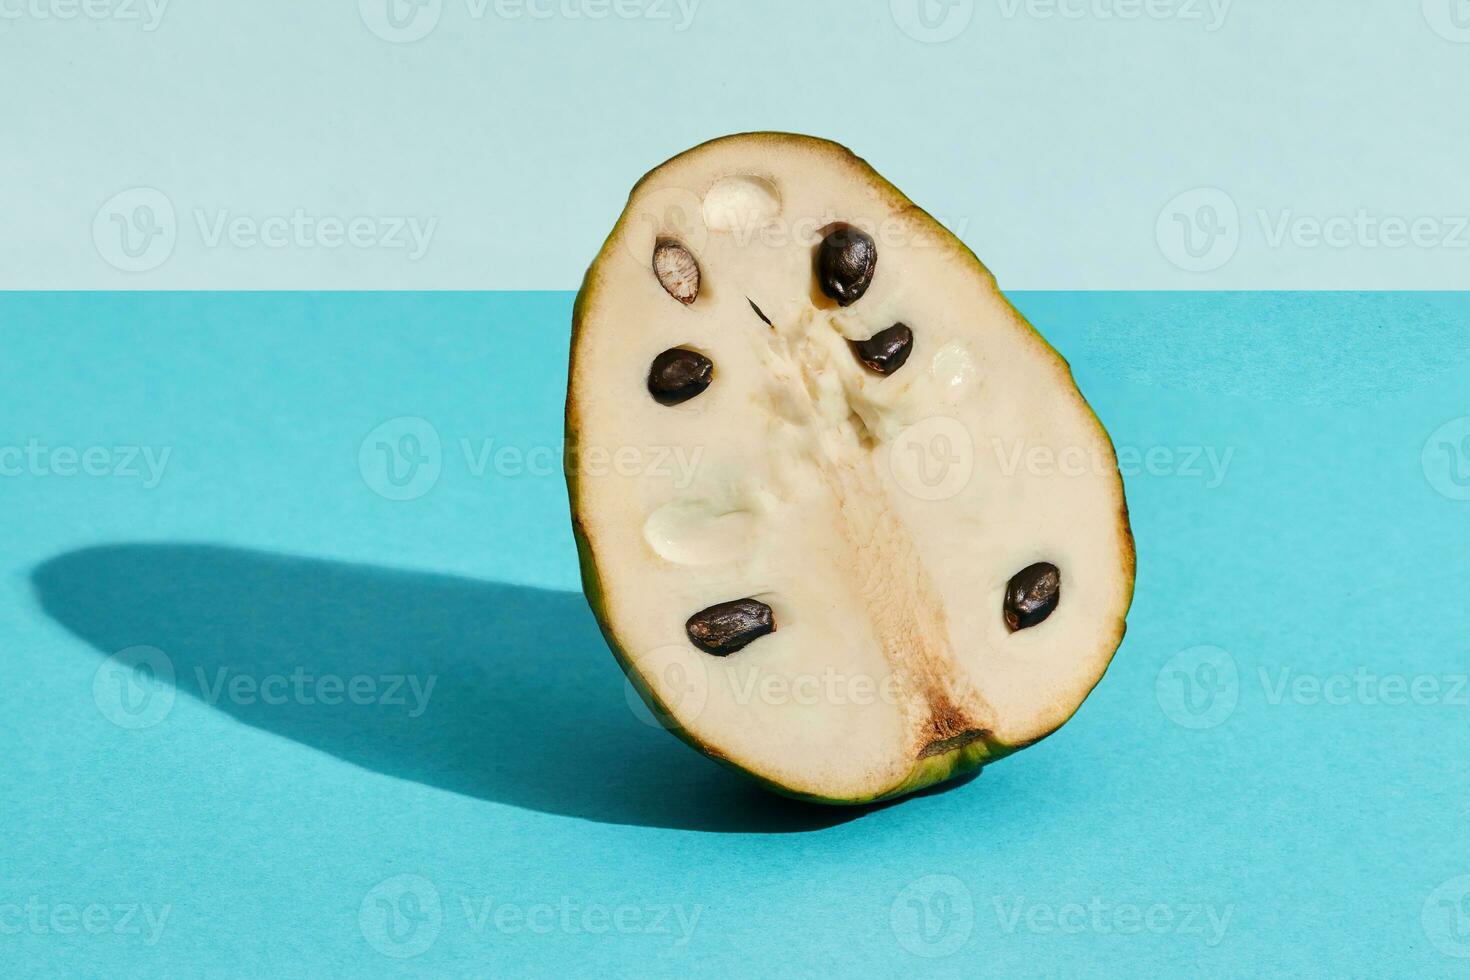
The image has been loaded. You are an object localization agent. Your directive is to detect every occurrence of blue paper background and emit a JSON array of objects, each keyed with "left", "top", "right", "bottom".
[{"left": 2, "top": 291, "right": 1467, "bottom": 977}]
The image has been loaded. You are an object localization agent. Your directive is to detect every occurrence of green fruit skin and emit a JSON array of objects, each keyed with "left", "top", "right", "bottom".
[{"left": 566, "top": 132, "right": 1135, "bottom": 806}]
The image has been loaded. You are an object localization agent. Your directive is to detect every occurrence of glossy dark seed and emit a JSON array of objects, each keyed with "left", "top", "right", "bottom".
[
  {"left": 853, "top": 323, "right": 913, "bottom": 375},
  {"left": 648, "top": 348, "right": 713, "bottom": 405},
  {"left": 816, "top": 227, "right": 877, "bottom": 306},
  {"left": 686, "top": 598, "right": 775, "bottom": 655},
  {"left": 1004, "top": 563, "right": 1061, "bottom": 632}
]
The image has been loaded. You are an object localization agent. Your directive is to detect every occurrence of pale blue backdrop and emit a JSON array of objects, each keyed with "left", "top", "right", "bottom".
[{"left": 0, "top": 0, "right": 1467, "bottom": 289}]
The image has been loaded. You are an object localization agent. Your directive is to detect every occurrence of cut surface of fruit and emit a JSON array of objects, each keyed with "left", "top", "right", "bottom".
[{"left": 567, "top": 133, "right": 1134, "bottom": 805}]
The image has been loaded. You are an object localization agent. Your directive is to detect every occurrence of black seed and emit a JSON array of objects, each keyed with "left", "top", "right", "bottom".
[
  {"left": 816, "top": 226, "right": 877, "bottom": 306},
  {"left": 686, "top": 598, "right": 775, "bottom": 656},
  {"left": 748, "top": 299, "right": 773, "bottom": 328},
  {"left": 648, "top": 348, "right": 713, "bottom": 405},
  {"left": 853, "top": 323, "right": 913, "bottom": 375},
  {"left": 1004, "top": 563, "right": 1061, "bottom": 632}
]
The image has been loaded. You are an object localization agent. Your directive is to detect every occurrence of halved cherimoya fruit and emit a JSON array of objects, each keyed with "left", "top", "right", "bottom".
[{"left": 566, "top": 133, "right": 1135, "bottom": 805}]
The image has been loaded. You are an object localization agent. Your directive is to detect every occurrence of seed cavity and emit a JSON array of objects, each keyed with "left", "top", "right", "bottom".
[
  {"left": 930, "top": 341, "right": 976, "bottom": 402},
  {"left": 653, "top": 239, "right": 700, "bottom": 305},
  {"left": 643, "top": 499, "right": 756, "bottom": 567},
  {"left": 748, "top": 299, "right": 774, "bottom": 328},
  {"left": 1004, "top": 562, "right": 1061, "bottom": 633},
  {"left": 853, "top": 323, "right": 914, "bottom": 375},
  {"left": 648, "top": 348, "right": 713, "bottom": 405},
  {"left": 703, "top": 175, "right": 781, "bottom": 233},
  {"left": 816, "top": 226, "right": 877, "bottom": 306},
  {"left": 686, "top": 598, "right": 775, "bottom": 656}
]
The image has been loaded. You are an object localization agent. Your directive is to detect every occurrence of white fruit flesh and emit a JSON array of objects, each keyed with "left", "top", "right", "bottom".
[{"left": 569, "top": 134, "right": 1134, "bottom": 803}]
